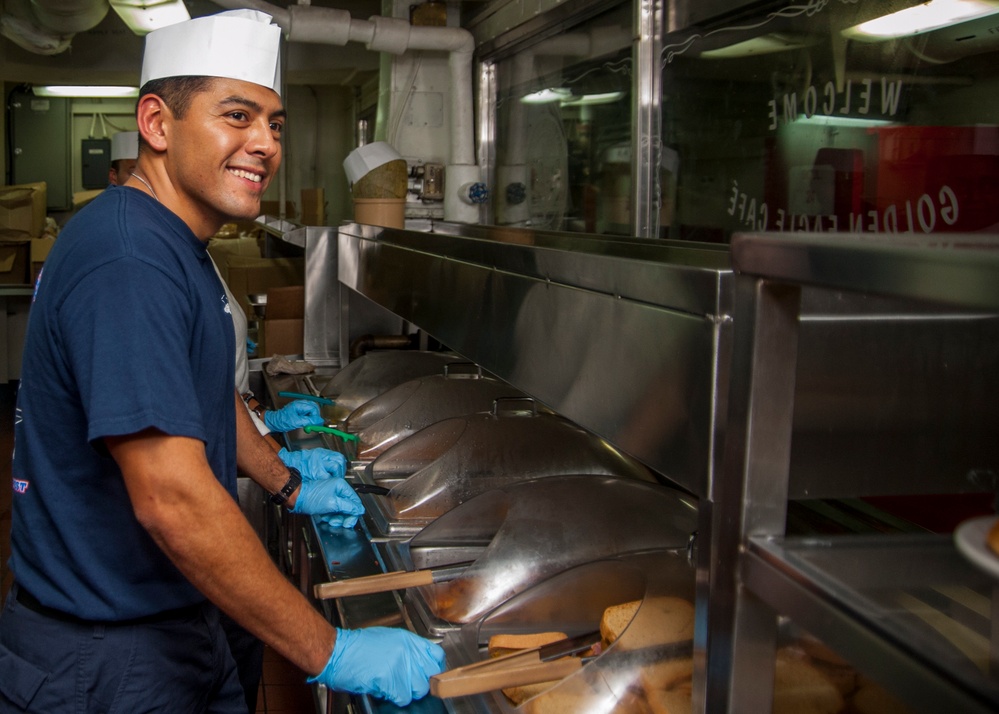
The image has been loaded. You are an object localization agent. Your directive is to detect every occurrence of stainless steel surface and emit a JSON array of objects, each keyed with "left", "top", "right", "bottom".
[
  {"left": 343, "top": 371, "right": 525, "bottom": 461},
  {"left": 632, "top": 0, "right": 663, "bottom": 238},
  {"left": 300, "top": 225, "right": 340, "bottom": 367},
  {"left": 319, "top": 350, "right": 465, "bottom": 424},
  {"left": 744, "top": 534, "right": 999, "bottom": 714},
  {"left": 360, "top": 403, "right": 656, "bottom": 539},
  {"left": 370, "top": 476, "right": 696, "bottom": 638},
  {"left": 444, "top": 549, "right": 695, "bottom": 713},
  {"left": 337, "top": 222, "right": 999, "bottom": 502},
  {"left": 718, "top": 232, "right": 999, "bottom": 714}
]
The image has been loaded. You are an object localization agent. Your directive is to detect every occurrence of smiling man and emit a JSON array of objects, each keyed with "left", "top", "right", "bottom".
[{"left": 1, "top": 10, "right": 444, "bottom": 713}]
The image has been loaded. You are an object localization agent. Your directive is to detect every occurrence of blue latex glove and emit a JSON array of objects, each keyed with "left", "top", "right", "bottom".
[
  {"left": 317, "top": 513, "right": 360, "bottom": 530},
  {"left": 278, "top": 447, "right": 347, "bottom": 481},
  {"left": 264, "top": 399, "right": 323, "bottom": 432},
  {"left": 308, "top": 627, "right": 446, "bottom": 707},
  {"left": 289, "top": 476, "right": 364, "bottom": 526}
]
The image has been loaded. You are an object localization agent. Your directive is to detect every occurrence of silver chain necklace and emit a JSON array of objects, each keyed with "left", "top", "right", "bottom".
[{"left": 130, "top": 171, "right": 159, "bottom": 201}]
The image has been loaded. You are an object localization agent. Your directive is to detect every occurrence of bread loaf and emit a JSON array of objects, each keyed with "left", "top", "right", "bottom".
[{"left": 600, "top": 597, "right": 695, "bottom": 648}]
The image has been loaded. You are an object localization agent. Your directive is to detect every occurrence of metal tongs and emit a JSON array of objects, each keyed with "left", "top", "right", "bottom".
[{"left": 430, "top": 631, "right": 601, "bottom": 699}]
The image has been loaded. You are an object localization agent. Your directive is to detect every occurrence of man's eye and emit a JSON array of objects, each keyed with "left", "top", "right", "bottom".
[
  {"left": 229, "top": 111, "right": 248, "bottom": 121},
  {"left": 270, "top": 123, "right": 284, "bottom": 134}
]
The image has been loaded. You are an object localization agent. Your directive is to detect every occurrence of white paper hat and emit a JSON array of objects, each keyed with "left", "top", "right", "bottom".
[
  {"left": 140, "top": 10, "right": 282, "bottom": 95},
  {"left": 110, "top": 131, "right": 138, "bottom": 162},
  {"left": 343, "top": 142, "right": 404, "bottom": 184}
]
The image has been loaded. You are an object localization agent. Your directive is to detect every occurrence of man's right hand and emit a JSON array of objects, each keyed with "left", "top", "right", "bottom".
[{"left": 309, "top": 627, "right": 447, "bottom": 707}]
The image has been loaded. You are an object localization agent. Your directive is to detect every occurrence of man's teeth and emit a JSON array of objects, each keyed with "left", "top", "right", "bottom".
[{"left": 229, "top": 169, "right": 262, "bottom": 183}]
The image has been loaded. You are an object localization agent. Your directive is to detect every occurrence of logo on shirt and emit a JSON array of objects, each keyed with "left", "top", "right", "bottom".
[
  {"left": 222, "top": 293, "right": 231, "bottom": 315},
  {"left": 12, "top": 478, "right": 28, "bottom": 494}
]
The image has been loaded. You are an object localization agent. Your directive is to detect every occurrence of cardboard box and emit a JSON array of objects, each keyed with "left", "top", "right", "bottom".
[
  {"left": 224, "top": 255, "right": 305, "bottom": 318},
  {"left": 0, "top": 241, "right": 30, "bottom": 284},
  {"left": 301, "top": 188, "right": 326, "bottom": 225},
  {"left": 0, "top": 182, "right": 47, "bottom": 239},
  {"left": 260, "top": 200, "right": 296, "bottom": 219},
  {"left": 207, "top": 236, "right": 262, "bottom": 284},
  {"left": 30, "top": 236, "right": 56, "bottom": 284},
  {"left": 263, "top": 318, "right": 303, "bottom": 356},
  {"left": 266, "top": 285, "right": 304, "bottom": 320}
]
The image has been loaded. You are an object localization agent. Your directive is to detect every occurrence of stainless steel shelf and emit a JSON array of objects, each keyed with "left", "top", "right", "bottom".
[
  {"left": 716, "top": 231, "right": 999, "bottom": 714},
  {"left": 743, "top": 533, "right": 999, "bottom": 714}
]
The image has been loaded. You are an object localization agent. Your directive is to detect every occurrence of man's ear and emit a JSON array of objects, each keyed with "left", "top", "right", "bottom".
[{"left": 136, "top": 94, "right": 170, "bottom": 152}]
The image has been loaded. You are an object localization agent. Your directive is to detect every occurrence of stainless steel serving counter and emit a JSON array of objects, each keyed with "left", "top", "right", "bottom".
[{"left": 261, "top": 222, "right": 999, "bottom": 714}]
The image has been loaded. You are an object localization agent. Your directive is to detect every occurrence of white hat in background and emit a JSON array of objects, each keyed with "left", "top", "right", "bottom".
[
  {"left": 140, "top": 9, "right": 282, "bottom": 95},
  {"left": 110, "top": 131, "right": 139, "bottom": 162}
]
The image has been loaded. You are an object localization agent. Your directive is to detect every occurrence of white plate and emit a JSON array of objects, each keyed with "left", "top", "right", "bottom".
[{"left": 954, "top": 516, "right": 999, "bottom": 579}]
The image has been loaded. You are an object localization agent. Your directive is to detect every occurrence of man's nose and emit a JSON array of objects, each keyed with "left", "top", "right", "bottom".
[{"left": 247, "top": 119, "right": 280, "bottom": 158}]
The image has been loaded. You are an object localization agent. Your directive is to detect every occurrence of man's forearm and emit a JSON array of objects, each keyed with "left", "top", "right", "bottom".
[
  {"left": 108, "top": 429, "right": 334, "bottom": 674},
  {"left": 233, "top": 390, "right": 300, "bottom": 508}
]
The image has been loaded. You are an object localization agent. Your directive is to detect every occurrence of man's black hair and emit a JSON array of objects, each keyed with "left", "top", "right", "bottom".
[{"left": 137, "top": 76, "right": 214, "bottom": 119}]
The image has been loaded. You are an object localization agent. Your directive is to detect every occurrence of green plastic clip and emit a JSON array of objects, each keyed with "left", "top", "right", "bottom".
[
  {"left": 303, "top": 424, "right": 359, "bottom": 442},
  {"left": 278, "top": 391, "right": 335, "bottom": 406}
]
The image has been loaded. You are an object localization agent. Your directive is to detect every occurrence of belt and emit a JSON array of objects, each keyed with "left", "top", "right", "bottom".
[{"left": 15, "top": 584, "right": 205, "bottom": 626}]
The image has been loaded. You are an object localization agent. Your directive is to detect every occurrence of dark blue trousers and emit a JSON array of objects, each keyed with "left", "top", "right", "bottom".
[{"left": 0, "top": 584, "right": 247, "bottom": 713}]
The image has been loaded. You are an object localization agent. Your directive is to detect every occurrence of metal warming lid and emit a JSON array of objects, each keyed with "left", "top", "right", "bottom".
[
  {"left": 343, "top": 366, "right": 525, "bottom": 460},
  {"left": 319, "top": 350, "right": 464, "bottom": 423},
  {"left": 446, "top": 549, "right": 695, "bottom": 712},
  {"left": 360, "top": 398, "right": 657, "bottom": 538},
  {"left": 388, "top": 475, "right": 697, "bottom": 633}
]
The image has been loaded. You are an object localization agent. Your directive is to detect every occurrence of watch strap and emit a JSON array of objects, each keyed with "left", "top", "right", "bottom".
[{"left": 270, "top": 467, "right": 302, "bottom": 505}]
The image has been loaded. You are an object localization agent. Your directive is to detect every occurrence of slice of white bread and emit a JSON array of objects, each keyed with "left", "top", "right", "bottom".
[
  {"left": 487, "top": 632, "right": 568, "bottom": 658},
  {"left": 600, "top": 597, "right": 695, "bottom": 649},
  {"left": 648, "top": 684, "right": 692, "bottom": 714},
  {"left": 640, "top": 657, "right": 694, "bottom": 693},
  {"left": 521, "top": 691, "right": 594, "bottom": 714},
  {"left": 487, "top": 632, "right": 569, "bottom": 706},
  {"left": 773, "top": 647, "right": 844, "bottom": 714},
  {"left": 787, "top": 641, "right": 856, "bottom": 698},
  {"left": 850, "top": 680, "right": 913, "bottom": 714}
]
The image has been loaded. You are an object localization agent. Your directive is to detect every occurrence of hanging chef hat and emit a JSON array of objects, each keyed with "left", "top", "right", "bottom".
[
  {"left": 140, "top": 10, "right": 282, "bottom": 95},
  {"left": 110, "top": 131, "right": 138, "bottom": 162}
]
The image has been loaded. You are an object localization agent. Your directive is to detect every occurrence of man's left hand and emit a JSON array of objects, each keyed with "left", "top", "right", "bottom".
[
  {"left": 264, "top": 400, "right": 323, "bottom": 432},
  {"left": 279, "top": 447, "right": 347, "bottom": 481}
]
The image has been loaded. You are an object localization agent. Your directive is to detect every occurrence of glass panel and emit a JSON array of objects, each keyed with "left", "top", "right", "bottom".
[
  {"left": 662, "top": 0, "right": 999, "bottom": 242},
  {"left": 491, "top": 2, "right": 634, "bottom": 234}
]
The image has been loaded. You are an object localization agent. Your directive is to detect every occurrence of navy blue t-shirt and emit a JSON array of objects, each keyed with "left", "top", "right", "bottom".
[{"left": 10, "top": 185, "right": 237, "bottom": 620}]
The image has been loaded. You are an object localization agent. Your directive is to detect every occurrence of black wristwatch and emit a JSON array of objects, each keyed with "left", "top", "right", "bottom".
[{"left": 270, "top": 467, "right": 302, "bottom": 506}]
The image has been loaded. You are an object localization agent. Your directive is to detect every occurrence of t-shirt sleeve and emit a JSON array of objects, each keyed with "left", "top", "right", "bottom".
[{"left": 58, "top": 257, "right": 208, "bottom": 444}]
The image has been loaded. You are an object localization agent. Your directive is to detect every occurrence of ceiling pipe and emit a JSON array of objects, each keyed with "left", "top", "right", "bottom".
[
  {"left": 214, "top": 0, "right": 481, "bottom": 223},
  {"left": 1, "top": 0, "right": 108, "bottom": 54}
]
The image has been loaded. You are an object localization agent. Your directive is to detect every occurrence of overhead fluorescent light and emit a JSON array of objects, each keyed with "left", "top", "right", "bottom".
[
  {"left": 793, "top": 114, "right": 895, "bottom": 128},
  {"left": 560, "top": 91, "right": 626, "bottom": 106},
  {"left": 521, "top": 88, "right": 572, "bottom": 104},
  {"left": 33, "top": 86, "right": 139, "bottom": 98},
  {"left": 109, "top": 0, "right": 190, "bottom": 36},
  {"left": 843, "top": 0, "right": 999, "bottom": 40},
  {"left": 700, "top": 33, "right": 816, "bottom": 58}
]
